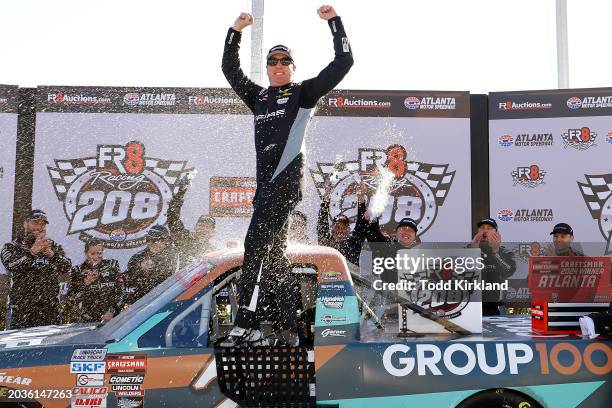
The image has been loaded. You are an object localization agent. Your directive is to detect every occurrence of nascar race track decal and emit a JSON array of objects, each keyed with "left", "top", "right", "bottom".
[
  {"left": 47, "top": 141, "right": 194, "bottom": 249},
  {"left": 310, "top": 145, "right": 455, "bottom": 233}
]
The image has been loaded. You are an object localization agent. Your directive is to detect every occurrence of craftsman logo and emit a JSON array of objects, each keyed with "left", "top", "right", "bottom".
[
  {"left": 328, "top": 96, "right": 391, "bottom": 109},
  {"left": 209, "top": 176, "right": 256, "bottom": 217},
  {"left": 561, "top": 127, "right": 597, "bottom": 150},
  {"left": 70, "top": 362, "right": 106, "bottom": 374},
  {"left": 71, "top": 349, "right": 107, "bottom": 362},
  {"left": 566, "top": 95, "right": 612, "bottom": 109},
  {"left": 578, "top": 174, "right": 612, "bottom": 254},
  {"left": 109, "top": 375, "right": 144, "bottom": 385},
  {"left": 123, "top": 93, "right": 176, "bottom": 106},
  {"left": 404, "top": 96, "right": 456, "bottom": 110},
  {"left": 498, "top": 101, "right": 552, "bottom": 111},
  {"left": 320, "top": 329, "right": 346, "bottom": 338},
  {"left": 511, "top": 165, "right": 546, "bottom": 188},
  {"left": 321, "top": 295, "right": 344, "bottom": 309},
  {"left": 47, "top": 91, "right": 111, "bottom": 106},
  {"left": 77, "top": 374, "right": 104, "bottom": 387},
  {"left": 106, "top": 354, "right": 147, "bottom": 374},
  {"left": 47, "top": 142, "right": 193, "bottom": 249},
  {"left": 310, "top": 145, "right": 455, "bottom": 233}
]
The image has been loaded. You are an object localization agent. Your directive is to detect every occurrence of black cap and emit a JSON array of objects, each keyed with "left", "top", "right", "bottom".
[
  {"left": 396, "top": 218, "right": 418, "bottom": 233},
  {"left": 267, "top": 44, "right": 293, "bottom": 61},
  {"left": 197, "top": 215, "right": 216, "bottom": 226},
  {"left": 550, "top": 223, "right": 573, "bottom": 235},
  {"left": 332, "top": 214, "right": 350, "bottom": 224},
  {"left": 147, "top": 225, "right": 171, "bottom": 241},
  {"left": 477, "top": 217, "right": 498, "bottom": 230},
  {"left": 26, "top": 209, "right": 48, "bottom": 224}
]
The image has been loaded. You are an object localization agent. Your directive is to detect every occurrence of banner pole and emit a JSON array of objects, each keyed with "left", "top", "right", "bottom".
[
  {"left": 555, "top": 0, "right": 570, "bottom": 89},
  {"left": 250, "top": 0, "right": 265, "bottom": 85}
]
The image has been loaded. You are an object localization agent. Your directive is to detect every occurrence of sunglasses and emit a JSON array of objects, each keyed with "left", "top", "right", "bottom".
[{"left": 267, "top": 57, "right": 293, "bottom": 66}]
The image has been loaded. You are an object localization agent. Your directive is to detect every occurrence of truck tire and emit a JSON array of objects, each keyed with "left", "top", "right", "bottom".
[{"left": 456, "top": 389, "right": 543, "bottom": 408}]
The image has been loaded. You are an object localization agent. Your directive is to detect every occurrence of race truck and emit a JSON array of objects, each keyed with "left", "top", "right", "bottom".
[{"left": 0, "top": 245, "right": 610, "bottom": 408}]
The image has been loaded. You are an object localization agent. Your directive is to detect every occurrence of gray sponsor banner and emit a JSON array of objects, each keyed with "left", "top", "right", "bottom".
[
  {"left": 37, "top": 86, "right": 250, "bottom": 115},
  {"left": 0, "top": 85, "right": 19, "bottom": 274},
  {"left": 32, "top": 87, "right": 471, "bottom": 270},
  {"left": 489, "top": 88, "right": 612, "bottom": 301},
  {"left": 490, "top": 87, "right": 612, "bottom": 120}
]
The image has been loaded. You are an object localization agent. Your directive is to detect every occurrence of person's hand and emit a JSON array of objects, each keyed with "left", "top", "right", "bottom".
[
  {"left": 233, "top": 12, "right": 253, "bottom": 31},
  {"left": 317, "top": 5, "right": 337, "bottom": 20},
  {"left": 471, "top": 230, "right": 484, "bottom": 247},
  {"left": 41, "top": 240, "right": 54, "bottom": 258},
  {"left": 488, "top": 231, "right": 501, "bottom": 253},
  {"left": 83, "top": 269, "right": 99, "bottom": 286},
  {"left": 30, "top": 235, "right": 49, "bottom": 256}
]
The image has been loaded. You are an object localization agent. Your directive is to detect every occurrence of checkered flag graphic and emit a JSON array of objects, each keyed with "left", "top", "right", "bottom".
[
  {"left": 309, "top": 160, "right": 454, "bottom": 206},
  {"left": 47, "top": 156, "right": 195, "bottom": 201},
  {"left": 47, "top": 158, "right": 98, "bottom": 201},
  {"left": 578, "top": 173, "right": 612, "bottom": 220}
]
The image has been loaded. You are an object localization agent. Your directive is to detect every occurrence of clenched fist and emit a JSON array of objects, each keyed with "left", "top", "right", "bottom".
[
  {"left": 233, "top": 12, "right": 253, "bottom": 32},
  {"left": 317, "top": 5, "right": 337, "bottom": 20}
]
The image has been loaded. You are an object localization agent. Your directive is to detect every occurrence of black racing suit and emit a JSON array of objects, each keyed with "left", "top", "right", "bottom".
[
  {"left": 365, "top": 218, "right": 421, "bottom": 284},
  {"left": 167, "top": 189, "right": 216, "bottom": 268},
  {"left": 125, "top": 247, "right": 179, "bottom": 304},
  {"left": 68, "top": 259, "right": 124, "bottom": 323},
  {"left": 1, "top": 237, "right": 72, "bottom": 329},
  {"left": 470, "top": 244, "right": 516, "bottom": 316},
  {"left": 317, "top": 201, "right": 367, "bottom": 266},
  {"left": 222, "top": 16, "right": 353, "bottom": 331}
]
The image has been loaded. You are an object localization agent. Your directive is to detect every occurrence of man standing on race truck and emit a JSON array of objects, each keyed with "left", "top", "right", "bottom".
[
  {"left": 220, "top": 5, "right": 353, "bottom": 346},
  {"left": 0, "top": 210, "right": 72, "bottom": 329}
]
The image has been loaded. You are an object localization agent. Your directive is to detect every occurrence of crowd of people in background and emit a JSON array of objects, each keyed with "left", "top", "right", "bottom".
[{"left": 0, "top": 177, "right": 590, "bottom": 330}]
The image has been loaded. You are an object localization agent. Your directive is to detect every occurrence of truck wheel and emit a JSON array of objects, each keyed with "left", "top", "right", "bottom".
[{"left": 456, "top": 389, "right": 543, "bottom": 408}]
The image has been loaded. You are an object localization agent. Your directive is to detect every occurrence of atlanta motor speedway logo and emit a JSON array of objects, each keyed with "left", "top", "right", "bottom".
[
  {"left": 578, "top": 173, "right": 612, "bottom": 254},
  {"left": 309, "top": 145, "right": 455, "bottom": 234},
  {"left": 47, "top": 142, "right": 193, "bottom": 249}
]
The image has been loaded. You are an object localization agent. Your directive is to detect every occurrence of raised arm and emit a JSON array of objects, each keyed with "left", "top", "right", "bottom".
[
  {"left": 222, "top": 12, "right": 263, "bottom": 112},
  {"left": 300, "top": 6, "right": 354, "bottom": 108}
]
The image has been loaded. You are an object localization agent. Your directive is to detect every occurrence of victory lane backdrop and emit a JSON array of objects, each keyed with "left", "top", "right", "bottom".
[
  {"left": 0, "top": 85, "right": 19, "bottom": 275},
  {"left": 32, "top": 85, "right": 253, "bottom": 269},
  {"left": 489, "top": 88, "right": 612, "bottom": 302},
  {"left": 31, "top": 86, "right": 472, "bottom": 271}
]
